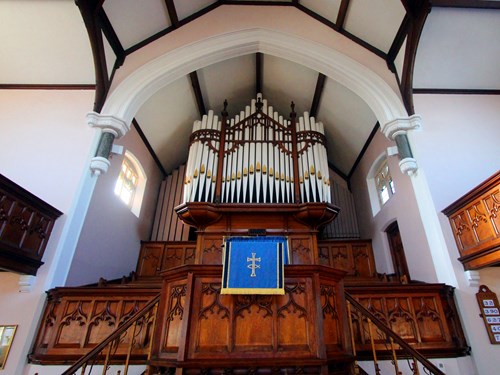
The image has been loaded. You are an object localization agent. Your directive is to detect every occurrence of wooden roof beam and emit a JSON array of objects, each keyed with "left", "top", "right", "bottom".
[
  {"left": 336, "top": 0, "right": 350, "bottom": 30},
  {"left": 164, "top": 0, "right": 179, "bottom": 27},
  {"left": 190, "top": 71, "right": 207, "bottom": 117},
  {"left": 75, "top": 0, "right": 109, "bottom": 112},
  {"left": 256, "top": 52, "right": 263, "bottom": 96},
  {"left": 310, "top": 73, "right": 326, "bottom": 118},
  {"left": 431, "top": 0, "right": 500, "bottom": 9}
]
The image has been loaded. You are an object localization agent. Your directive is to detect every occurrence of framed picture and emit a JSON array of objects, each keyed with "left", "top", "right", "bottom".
[{"left": 0, "top": 325, "right": 17, "bottom": 370}]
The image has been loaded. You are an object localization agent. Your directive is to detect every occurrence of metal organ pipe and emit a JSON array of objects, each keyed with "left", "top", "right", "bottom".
[{"left": 184, "top": 95, "right": 331, "bottom": 204}]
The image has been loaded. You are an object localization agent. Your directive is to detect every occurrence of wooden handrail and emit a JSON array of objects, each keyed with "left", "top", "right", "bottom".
[
  {"left": 61, "top": 294, "right": 161, "bottom": 375},
  {"left": 345, "top": 292, "right": 445, "bottom": 375}
]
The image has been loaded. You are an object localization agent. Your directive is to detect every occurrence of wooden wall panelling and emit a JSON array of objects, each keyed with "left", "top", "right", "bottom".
[
  {"left": 136, "top": 242, "right": 165, "bottom": 277},
  {"left": 151, "top": 265, "right": 350, "bottom": 371},
  {"left": 443, "top": 171, "right": 500, "bottom": 269},
  {"left": 289, "top": 236, "right": 315, "bottom": 264},
  {"left": 199, "top": 235, "right": 223, "bottom": 265}
]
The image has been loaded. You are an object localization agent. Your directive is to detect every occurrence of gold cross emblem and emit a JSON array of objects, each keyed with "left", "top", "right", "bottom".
[{"left": 247, "top": 252, "right": 261, "bottom": 277}]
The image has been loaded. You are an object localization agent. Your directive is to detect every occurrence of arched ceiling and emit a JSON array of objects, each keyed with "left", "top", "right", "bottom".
[{"left": 1, "top": 0, "right": 499, "bottom": 178}]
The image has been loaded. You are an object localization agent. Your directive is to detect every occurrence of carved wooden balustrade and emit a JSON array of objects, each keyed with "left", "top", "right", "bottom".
[
  {"left": 29, "top": 283, "right": 160, "bottom": 365},
  {"left": 347, "top": 283, "right": 469, "bottom": 359},
  {"left": 443, "top": 170, "right": 500, "bottom": 269}
]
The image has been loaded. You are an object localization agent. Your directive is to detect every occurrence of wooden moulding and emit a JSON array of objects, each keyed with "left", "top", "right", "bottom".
[
  {"left": 175, "top": 202, "right": 339, "bottom": 231},
  {"left": 442, "top": 170, "right": 500, "bottom": 270},
  {"left": 0, "top": 174, "right": 62, "bottom": 275},
  {"left": 151, "top": 264, "right": 352, "bottom": 373}
]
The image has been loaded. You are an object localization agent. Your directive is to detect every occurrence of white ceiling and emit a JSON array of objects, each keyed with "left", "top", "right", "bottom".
[{"left": 1, "top": 1, "right": 498, "bottom": 177}]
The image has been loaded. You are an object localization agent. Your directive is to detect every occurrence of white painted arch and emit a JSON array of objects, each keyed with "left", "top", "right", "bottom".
[{"left": 100, "top": 28, "right": 409, "bottom": 130}]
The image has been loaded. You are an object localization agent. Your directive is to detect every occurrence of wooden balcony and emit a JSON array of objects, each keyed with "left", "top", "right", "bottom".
[{"left": 443, "top": 171, "right": 500, "bottom": 270}]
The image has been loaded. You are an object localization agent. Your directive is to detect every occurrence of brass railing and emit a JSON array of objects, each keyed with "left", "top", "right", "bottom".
[
  {"left": 62, "top": 294, "right": 160, "bottom": 375},
  {"left": 346, "top": 292, "right": 445, "bottom": 375}
]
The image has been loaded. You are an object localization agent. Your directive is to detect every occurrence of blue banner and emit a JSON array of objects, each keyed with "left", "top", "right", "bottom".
[{"left": 221, "top": 236, "right": 288, "bottom": 295}]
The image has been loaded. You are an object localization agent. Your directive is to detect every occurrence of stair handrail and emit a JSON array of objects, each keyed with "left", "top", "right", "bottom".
[
  {"left": 345, "top": 292, "right": 445, "bottom": 375},
  {"left": 62, "top": 293, "right": 161, "bottom": 375}
]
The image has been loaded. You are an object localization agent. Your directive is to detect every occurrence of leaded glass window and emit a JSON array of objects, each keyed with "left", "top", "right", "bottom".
[
  {"left": 375, "top": 159, "right": 395, "bottom": 205},
  {"left": 114, "top": 158, "right": 139, "bottom": 207}
]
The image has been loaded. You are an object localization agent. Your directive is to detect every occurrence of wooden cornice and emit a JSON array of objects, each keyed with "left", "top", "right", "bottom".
[
  {"left": 431, "top": 0, "right": 500, "bottom": 9},
  {"left": 413, "top": 88, "right": 500, "bottom": 95},
  {"left": 309, "top": 73, "right": 326, "bottom": 118},
  {"left": 0, "top": 84, "right": 95, "bottom": 90}
]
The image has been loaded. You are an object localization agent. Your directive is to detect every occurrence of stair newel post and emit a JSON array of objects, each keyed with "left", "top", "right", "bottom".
[
  {"left": 215, "top": 100, "right": 228, "bottom": 203},
  {"left": 290, "top": 102, "right": 301, "bottom": 203}
]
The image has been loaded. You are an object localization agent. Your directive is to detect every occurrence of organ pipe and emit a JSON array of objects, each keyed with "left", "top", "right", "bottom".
[{"left": 183, "top": 95, "right": 331, "bottom": 204}]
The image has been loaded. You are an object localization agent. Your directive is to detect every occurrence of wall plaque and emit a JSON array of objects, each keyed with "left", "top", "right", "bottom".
[{"left": 476, "top": 285, "right": 500, "bottom": 344}]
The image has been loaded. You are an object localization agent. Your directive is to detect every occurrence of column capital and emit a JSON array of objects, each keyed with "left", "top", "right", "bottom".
[
  {"left": 86, "top": 111, "right": 130, "bottom": 138},
  {"left": 382, "top": 114, "right": 421, "bottom": 140}
]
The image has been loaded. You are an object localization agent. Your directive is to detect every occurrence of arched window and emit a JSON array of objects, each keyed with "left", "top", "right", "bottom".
[
  {"left": 367, "top": 154, "right": 395, "bottom": 216},
  {"left": 374, "top": 159, "right": 395, "bottom": 206},
  {"left": 114, "top": 151, "right": 147, "bottom": 217}
]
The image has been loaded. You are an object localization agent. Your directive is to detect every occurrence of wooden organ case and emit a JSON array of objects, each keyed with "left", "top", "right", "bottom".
[{"left": 151, "top": 95, "right": 352, "bottom": 374}]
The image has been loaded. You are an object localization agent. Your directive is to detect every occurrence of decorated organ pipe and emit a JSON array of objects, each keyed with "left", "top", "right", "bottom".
[{"left": 183, "top": 94, "right": 330, "bottom": 204}]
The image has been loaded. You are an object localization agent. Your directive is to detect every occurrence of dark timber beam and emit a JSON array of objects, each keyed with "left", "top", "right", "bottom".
[
  {"left": 336, "top": 0, "right": 350, "bottom": 30},
  {"left": 256, "top": 53, "right": 263, "bottom": 96},
  {"left": 431, "top": 0, "right": 500, "bottom": 9},
  {"left": 75, "top": 0, "right": 109, "bottom": 112},
  {"left": 164, "top": 0, "right": 179, "bottom": 27},
  {"left": 386, "top": 14, "right": 411, "bottom": 72},
  {"left": 97, "top": 9, "right": 125, "bottom": 68},
  {"left": 399, "top": 0, "right": 431, "bottom": 114},
  {"left": 190, "top": 71, "right": 207, "bottom": 117},
  {"left": 310, "top": 73, "right": 326, "bottom": 118},
  {"left": 132, "top": 119, "right": 167, "bottom": 177},
  {"left": 348, "top": 122, "right": 380, "bottom": 179}
]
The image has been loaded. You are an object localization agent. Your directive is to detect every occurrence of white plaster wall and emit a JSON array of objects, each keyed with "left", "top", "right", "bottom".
[
  {"left": 412, "top": 94, "right": 500, "bottom": 211},
  {"left": 0, "top": 89, "right": 96, "bottom": 374},
  {"left": 65, "top": 126, "right": 163, "bottom": 286},
  {"left": 350, "top": 131, "right": 438, "bottom": 282},
  {"left": 0, "top": 90, "right": 95, "bottom": 212},
  {"left": 412, "top": 94, "right": 500, "bottom": 375}
]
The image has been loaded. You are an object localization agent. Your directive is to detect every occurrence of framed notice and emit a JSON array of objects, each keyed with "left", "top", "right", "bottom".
[{"left": 476, "top": 285, "right": 500, "bottom": 345}]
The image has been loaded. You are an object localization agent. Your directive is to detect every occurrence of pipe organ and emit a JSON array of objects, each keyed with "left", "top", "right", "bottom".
[{"left": 183, "top": 94, "right": 331, "bottom": 204}]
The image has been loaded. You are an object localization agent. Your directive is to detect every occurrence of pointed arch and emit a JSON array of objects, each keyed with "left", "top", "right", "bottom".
[{"left": 99, "top": 28, "right": 408, "bottom": 129}]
